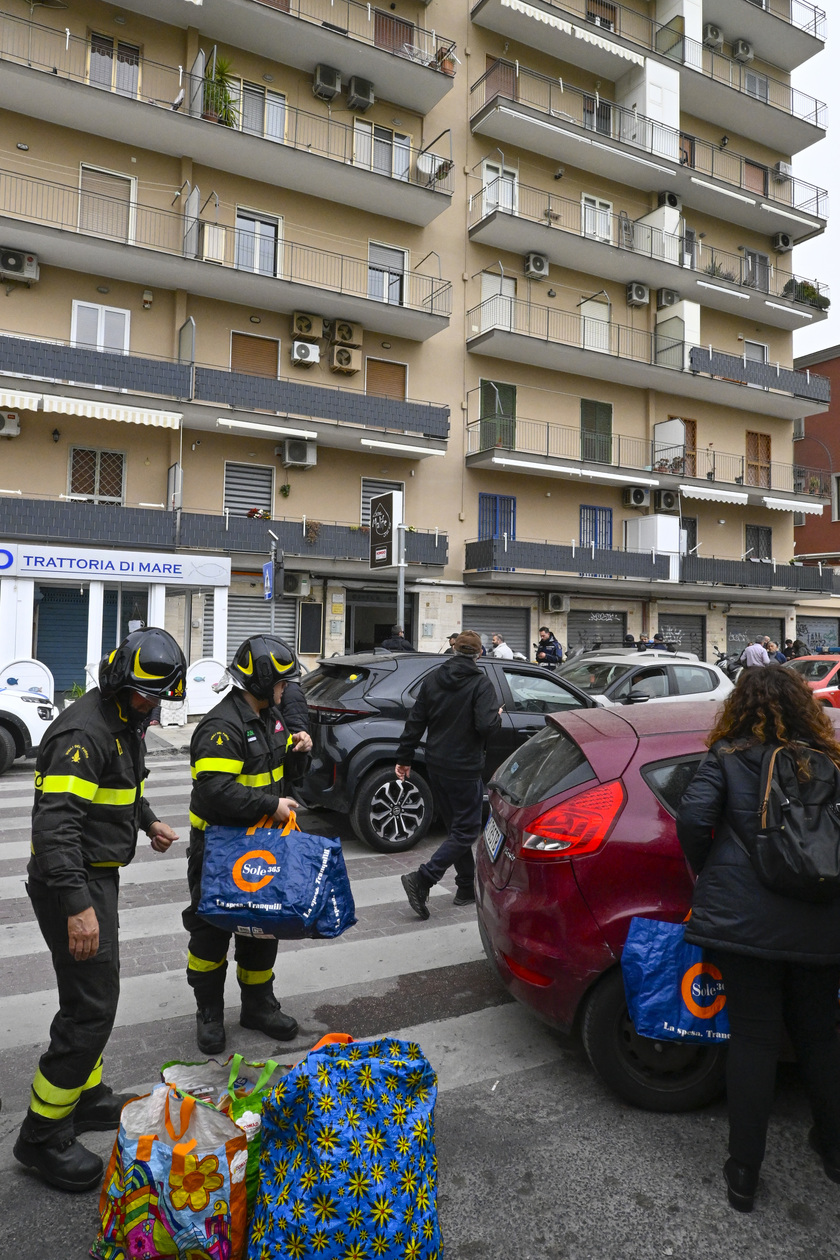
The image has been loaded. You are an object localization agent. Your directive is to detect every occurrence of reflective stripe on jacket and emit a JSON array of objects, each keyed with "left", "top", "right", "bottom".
[{"left": 189, "top": 689, "right": 292, "bottom": 830}]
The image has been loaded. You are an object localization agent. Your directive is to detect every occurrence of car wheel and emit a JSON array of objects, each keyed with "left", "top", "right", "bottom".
[
  {"left": 581, "top": 967, "right": 726, "bottom": 1113},
  {"left": 0, "top": 726, "right": 17, "bottom": 776},
  {"left": 350, "top": 767, "right": 434, "bottom": 853}
]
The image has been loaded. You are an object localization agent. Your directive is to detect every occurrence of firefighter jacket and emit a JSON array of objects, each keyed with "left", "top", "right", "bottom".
[
  {"left": 189, "top": 689, "right": 292, "bottom": 831},
  {"left": 28, "top": 689, "right": 158, "bottom": 917}
]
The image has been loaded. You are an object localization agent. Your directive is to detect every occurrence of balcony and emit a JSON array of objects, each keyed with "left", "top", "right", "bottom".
[
  {"left": 0, "top": 11, "right": 453, "bottom": 227},
  {"left": 468, "top": 179, "right": 830, "bottom": 330},
  {"left": 470, "top": 62, "right": 829, "bottom": 241},
  {"left": 704, "top": 0, "right": 826, "bottom": 72},
  {"left": 72, "top": 0, "right": 457, "bottom": 114},
  {"left": 470, "top": 0, "right": 825, "bottom": 146},
  {"left": 466, "top": 294, "right": 829, "bottom": 420},
  {"left": 682, "top": 553, "right": 832, "bottom": 593},
  {"left": 0, "top": 169, "right": 451, "bottom": 341}
]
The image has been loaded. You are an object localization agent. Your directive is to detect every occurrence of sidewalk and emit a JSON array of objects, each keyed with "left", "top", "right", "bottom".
[{"left": 145, "top": 721, "right": 193, "bottom": 758}]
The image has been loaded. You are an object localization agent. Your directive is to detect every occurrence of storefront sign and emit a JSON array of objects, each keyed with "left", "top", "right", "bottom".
[{"left": 0, "top": 542, "right": 230, "bottom": 587}]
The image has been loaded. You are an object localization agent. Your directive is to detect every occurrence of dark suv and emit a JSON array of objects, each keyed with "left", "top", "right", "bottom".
[{"left": 300, "top": 652, "right": 595, "bottom": 852}]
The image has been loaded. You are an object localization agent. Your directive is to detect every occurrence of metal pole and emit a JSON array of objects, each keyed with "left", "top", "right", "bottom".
[
  {"left": 270, "top": 537, "right": 276, "bottom": 636},
  {"left": 396, "top": 522, "right": 406, "bottom": 636}
]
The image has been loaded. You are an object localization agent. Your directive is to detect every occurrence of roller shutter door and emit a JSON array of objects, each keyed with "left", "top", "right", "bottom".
[
  {"left": 656, "top": 614, "right": 706, "bottom": 658},
  {"left": 566, "top": 610, "right": 626, "bottom": 651},
  {"left": 223, "top": 463, "right": 274, "bottom": 517},
  {"left": 36, "top": 588, "right": 89, "bottom": 691},
  {"left": 726, "top": 615, "right": 783, "bottom": 655},
  {"left": 203, "top": 592, "right": 298, "bottom": 663},
  {"left": 462, "top": 605, "right": 529, "bottom": 656},
  {"left": 795, "top": 616, "right": 840, "bottom": 652}
]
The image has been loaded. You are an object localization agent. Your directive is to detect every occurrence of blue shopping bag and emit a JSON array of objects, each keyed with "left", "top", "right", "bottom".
[
  {"left": 621, "top": 916, "right": 730, "bottom": 1043},
  {"left": 198, "top": 812, "right": 356, "bottom": 940}
]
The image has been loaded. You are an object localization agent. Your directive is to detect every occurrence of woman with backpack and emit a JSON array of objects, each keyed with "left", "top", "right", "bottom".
[{"left": 676, "top": 666, "right": 840, "bottom": 1212}]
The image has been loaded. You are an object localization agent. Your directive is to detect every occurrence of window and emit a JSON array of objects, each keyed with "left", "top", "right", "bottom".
[
  {"left": 670, "top": 665, "right": 717, "bottom": 695},
  {"left": 224, "top": 462, "right": 274, "bottom": 517},
  {"left": 744, "top": 160, "right": 768, "bottom": 196},
  {"left": 480, "top": 271, "right": 516, "bottom": 332},
  {"left": 613, "top": 665, "right": 669, "bottom": 700},
  {"left": 642, "top": 756, "right": 703, "bottom": 816},
  {"left": 581, "top": 194, "right": 612, "bottom": 243},
  {"left": 89, "top": 33, "right": 140, "bottom": 96},
  {"left": 681, "top": 515, "right": 698, "bottom": 554},
  {"left": 69, "top": 447, "right": 125, "bottom": 504},
  {"left": 235, "top": 210, "right": 280, "bottom": 276},
  {"left": 793, "top": 416, "right": 805, "bottom": 441},
  {"left": 71, "top": 300, "right": 130, "bottom": 353},
  {"left": 580, "top": 399, "right": 612, "bottom": 463},
  {"left": 368, "top": 242, "right": 406, "bottom": 305},
  {"left": 681, "top": 226, "right": 697, "bottom": 269},
  {"left": 746, "top": 430, "right": 771, "bottom": 488},
  {"left": 679, "top": 132, "right": 696, "bottom": 167},
  {"left": 366, "top": 359, "right": 407, "bottom": 399},
  {"left": 479, "top": 493, "right": 516, "bottom": 540},
  {"left": 681, "top": 417, "right": 697, "bottom": 476},
  {"left": 583, "top": 94, "right": 612, "bottom": 135},
  {"left": 79, "top": 166, "right": 133, "bottom": 242},
  {"left": 482, "top": 161, "right": 518, "bottom": 216},
  {"left": 743, "top": 248, "right": 770, "bottom": 292},
  {"left": 744, "top": 70, "right": 769, "bottom": 103},
  {"left": 745, "top": 523, "right": 772, "bottom": 559},
  {"left": 374, "top": 9, "right": 414, "bottom": 54},
  {"left": 490, "top": 724, "right": 595, "bottom": 810},
  {"left": 237, "top": 83, "right": 286, "bottom": 142},
  {"left": 580, "top": 296, "right": 611, "bottom": 352},
  {"left": 744, "top": 339, "right": 769, "bottom": 390},
  {"left": 502, "top": 669, "right": 585, "bottom": 714},
  {"left": 355, "top": 121, "right": 411, "bottom": 181},
  {"left": 361, "top": 477, "right": 403, "bottom": 527},
  {"left": 230, "top": 332, "right": 279, "bottom": 377},
  {"left": 580, "top": 505, "right": 612, "bottom": 548},
  {"left": 587, "top": 0, "right": 617, "bottom": 29},
  {"left": 479, "top": 379, "right": 516, "bottom": 448}
]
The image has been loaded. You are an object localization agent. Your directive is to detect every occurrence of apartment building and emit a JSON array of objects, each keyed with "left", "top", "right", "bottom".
[{"left": 0, "top": 0, "right": 831, "bottom": 693}]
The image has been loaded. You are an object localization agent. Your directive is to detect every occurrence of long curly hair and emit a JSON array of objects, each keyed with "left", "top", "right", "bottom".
[{"left": 709, "top": 664, "right": 840, "bottom": 774}]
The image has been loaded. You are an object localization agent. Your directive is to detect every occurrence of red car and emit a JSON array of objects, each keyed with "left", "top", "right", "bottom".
[{"left": 785, "top": 655, "right": 840, "bottom": 708}]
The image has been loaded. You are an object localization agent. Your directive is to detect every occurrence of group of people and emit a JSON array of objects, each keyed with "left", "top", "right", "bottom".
[{"left": 740, "top": 635, "right": 810, "bottom": 667}]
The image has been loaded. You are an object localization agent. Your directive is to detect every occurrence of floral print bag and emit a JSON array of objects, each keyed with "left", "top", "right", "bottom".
[{"left": 91, "top": 1084, "right": 248, "bottom": 1260}]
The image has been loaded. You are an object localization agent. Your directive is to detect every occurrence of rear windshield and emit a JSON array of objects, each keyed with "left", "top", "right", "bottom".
[
  {"left": 787, "top": 659, "right": 835, "bottom": 682},
  {"left": 490, "top": 724, "right": 594, "bottom": 809},
  {"left": 301, "top": 668, "right": 371, "bottom": 705},
  {"left": 556, "top": 661, "right": 628, "bottom": 694}
]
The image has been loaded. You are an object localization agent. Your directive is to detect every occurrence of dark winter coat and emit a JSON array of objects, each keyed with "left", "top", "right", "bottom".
[
  {"left": 536, "top": 634, "right": 563, "bottom": 665},
  {"left": 395, "top": 655, "right": 501, "bottom": 778},
  {"left": 676, "top": 740, "right": 840, "bottom": 964},
  {"left": 381, "top": 636, "right": 415, "bottom": 652},
  {"left": 189, "top": 689, "right": 291, "bottom": 830},
  {"left": 278, "top": 680, "right": 310, "bottom": 783}
]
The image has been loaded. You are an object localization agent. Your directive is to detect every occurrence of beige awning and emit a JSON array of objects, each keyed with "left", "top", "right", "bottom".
[
  {"left": 679, "top": 484, "right": 749, "bottom": 505},
  {"left": 763, "top": 496, "right": 824, "bottom": 516},
  {"left": 0, "top": 389, "right": 42, "bottom": 411},
  {"left": 41, "top": 395, "right": 181, "bottom": 429}
]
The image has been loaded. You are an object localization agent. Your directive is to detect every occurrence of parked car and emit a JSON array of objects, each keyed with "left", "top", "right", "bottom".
[
  {"left": 785, "top": 654, "right": 840, "bottom": 708},
  {"left": 300, "top": 652, "right": 596, "bottom": 852},
  {"left": 556, "top": 650, "right": 732, "bottom": 706},
  {"left": 0, "top": 684, "right": 57, "bottom": 775}
]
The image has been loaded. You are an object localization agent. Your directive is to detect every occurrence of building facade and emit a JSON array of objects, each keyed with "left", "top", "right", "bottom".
[{"left": 0, "top": 0, "right": 831, "bottom": 691}]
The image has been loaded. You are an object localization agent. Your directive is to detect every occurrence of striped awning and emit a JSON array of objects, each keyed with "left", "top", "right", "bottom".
[
  {"left": 679, "top": 484, "right": 749, "bottom": 505},
  {"left": 763, "top": 496, "right": 824, "bottom": 516},
  {"left": 41, "top": 395, "right": 181, "bottom": 429},
  {"left": 0, "top": 389, "right": 42, "bottom": 411}
]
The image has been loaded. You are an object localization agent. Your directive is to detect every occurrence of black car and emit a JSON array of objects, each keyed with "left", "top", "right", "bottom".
[{"left": 299, "top": 651, "right": 595, "bottom": 852}]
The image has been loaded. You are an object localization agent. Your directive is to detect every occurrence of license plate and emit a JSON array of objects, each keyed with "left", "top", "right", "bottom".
[{"left": 484, "top": 817, "right": 504, "bottom": 862}]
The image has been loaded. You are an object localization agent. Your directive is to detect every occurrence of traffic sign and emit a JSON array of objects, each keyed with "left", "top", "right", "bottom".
[{"left": 263, "top": 560, "right": 273, "bottom": 601}]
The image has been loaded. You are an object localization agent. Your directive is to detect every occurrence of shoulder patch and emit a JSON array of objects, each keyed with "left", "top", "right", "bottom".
[
  {"left": 210, "top": 730, "right": 230, "bottom": 747},
  {"left": 64, "top": 744, "right": 90, "bottom": 763}
]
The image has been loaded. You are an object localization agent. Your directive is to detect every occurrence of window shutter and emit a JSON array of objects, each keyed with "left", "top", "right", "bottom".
[
  {"left": 80, "top": 167, "right": 132, "bottom": 240},
  {"left": 366, "top": 359, "right": 407, "bottom": 399},
  {"left": 223, "top": 462, "right": 274, "bottom": 516},
  {"left": 361, "top": 477, "right": 403, "bottom": 526},
  {"left": 230, "top": 333, "right": 279, "bottom": 377}
]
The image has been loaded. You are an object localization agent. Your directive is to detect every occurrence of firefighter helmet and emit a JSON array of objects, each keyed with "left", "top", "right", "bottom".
[
  {"left": 228, "top": 635, "right": 300, "bottom": 701},
  {"left": 99, "top": 628, "right": 187, "bottom": 702}
]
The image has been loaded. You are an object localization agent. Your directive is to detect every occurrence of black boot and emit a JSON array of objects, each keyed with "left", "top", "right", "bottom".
[
  {"left": 453, "top": 888, "right": 476, "bottom": 907},
  {"left": 809, "top": 1126, "right": 840, "bottom": 1184},
  {"left": 723, "top": 1157, "right": 759, "bottom": 1212},
  {"left": 74, "top": 1083, "right": 137, "bottom": 1134},
  {"left": 196, "top": 1006, "right": 226, "bottom": 1056},
  {"left": 240, "top": 989, "right": 298, "bottom": 1041},
  {"left": 401, "top": 871, "right": 431, "bottom": 920},
  {"left": 14, "top": 1126, "right": 103, "bottom": 1193}
]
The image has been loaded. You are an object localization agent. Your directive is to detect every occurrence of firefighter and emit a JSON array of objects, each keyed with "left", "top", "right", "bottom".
[
  {"left": 184, "top": 635, "right": 311, "bottom": 1054},
  {"left": 14, "top": 627, "right": 186, "bottom": 1192}
]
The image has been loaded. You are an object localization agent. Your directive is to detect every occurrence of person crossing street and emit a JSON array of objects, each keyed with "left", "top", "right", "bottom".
[
  {"left": 184, "top": 635, "right": 309, "bottom": 1055},
  {"left": 14, "top": 628, "right": 187, "bottom": 1192}
]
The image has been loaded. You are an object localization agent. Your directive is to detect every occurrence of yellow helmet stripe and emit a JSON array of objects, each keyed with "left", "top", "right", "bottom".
[
  {"left": 132, "top": 647, "right": 164, "bottom": 682},
  {"left": 269, "top": 653, "right": 295, "bottom": 674},
  {"left": 237, "top": 650, "right": 254, "bottom": 676}
]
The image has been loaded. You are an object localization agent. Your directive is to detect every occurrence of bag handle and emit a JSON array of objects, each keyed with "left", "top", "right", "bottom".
[
  {"left": 760, "top": 745, "right": 783, "bottom": 829},
  {"left": 309, "top": 1033, "right": 354, "bottom": 1053},
  {"left": 170, "top": 1138, "right": 197, "bottom": 1179},
  {"left": 164, "top": 1088, "right": 196, "bottom": 1141},
  {"left": 227, "top": 1053, "right": 279, "bottom": 1094},
  {"left": 245, "top": 811, "right": 300, "bottom": 837},
  {"left": 246, "top": 815, "right": 274, "bottom": 836}
]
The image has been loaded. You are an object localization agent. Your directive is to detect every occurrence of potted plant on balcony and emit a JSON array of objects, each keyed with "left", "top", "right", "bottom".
[
  {"left": 435, "top": 45, "right": 456, "bottom": 75},
  {"left": 704, "top": 259, "right": 737, "bottom": 283},
  {"left": 782, "top": 278, "right": 830, "bottom": 310},
  {"left": 809, "top": 475, "right": 823, "bottom": 495},
  {"left": 202, "top": 56, "right": 238, "bottom": 126}
]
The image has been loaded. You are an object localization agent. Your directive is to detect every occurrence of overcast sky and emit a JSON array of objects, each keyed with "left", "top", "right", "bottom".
[{"left": 792, "top": 43, "right": 838, "bottom": 360}]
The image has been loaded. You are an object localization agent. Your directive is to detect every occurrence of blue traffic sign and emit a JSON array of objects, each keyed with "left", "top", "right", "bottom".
[{"left": 263, "top": 561, "right": 273, "bottom": 601}]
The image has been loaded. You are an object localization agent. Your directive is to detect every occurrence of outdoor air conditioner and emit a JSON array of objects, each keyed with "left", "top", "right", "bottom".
[
  {"left": 347, "top": 76, "right": 375, "bottom": 111},
  {"left": 282, "top": 572, "right": 312, "bottom": 598},
  {"left": 0, "top": 410, "right": 21, "bottom": 437},
  {"left": 292, "top": 311, "right": 325, "bottom": 342},
  {"left": 313, "top": 64, "right": 341, "bottom": 101},
  {"left": 543, "top": 592, "right": 570, "bottom": 613},
  {"left": 199, "top": 222, "right": 226, "bottom": 265},
  {"left": 657, "top": 287, "right": 680, "bottom": 309},
  {"left": 654, "top": 489, "right": 679, "bottom": 513},
  {"left": 732, "top": 38, "right": 754, "bottom": 63},
  {"left": 524, "top": 251, "right": 549, "bottom": 280},
  {"left": 623, "top": 486, "right": 651, "bottom": 508},
  {"left": 773, "top": 231, "right": 793, "bottom": 253},
  {"left": 702, "top": 23, "right": 724, "bottom": 50},
  {"left": 331, "top": 320, "right": 363, "bottom": 347},
  {"left": 626, "top": 281, "right": 649, "bottom": 307},
  {"left": 772, "top": 161, "right": 794, "bottom": 183},
  {"left": 0, "top": 248, "right": 39, "bottom": 282},
  {"left": 291, "top": 340, "right": 320, "bottom": 367},
  {"left": 329, "top": 345, "right": 362, "bottom": 374},
  {"left": 658, "top": 191, "right": 682, "bottom": 212},
  {"left": 280, "top": 439, "right": 317, "bottom": 469}
]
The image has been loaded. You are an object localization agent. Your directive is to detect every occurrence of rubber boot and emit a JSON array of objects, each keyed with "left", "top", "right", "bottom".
[
  {"left": 74, "top": 1083, "right": 137, "bottom": 1134},
  {"left": 14, "top": 1118, "right": 103, "bottom": 1193},
  {"left": 240, "top": 986, "right": 298, "bottom": 1041},
  {"left": 196, "top": 1005, "right": 226, "bottom": 1056}
]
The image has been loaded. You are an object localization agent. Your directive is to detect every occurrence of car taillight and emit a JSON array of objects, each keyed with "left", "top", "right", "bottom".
[
  {"left": 308, "top": 705, "right": 370, "bottom": 726},
  {"left": 520, "top": 780, "right": 625, "bottom": 860}
]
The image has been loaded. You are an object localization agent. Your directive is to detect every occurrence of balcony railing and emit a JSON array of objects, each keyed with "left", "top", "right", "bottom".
[
  {"left": 470, "top": 179, "right": 831, "bottom": 312},
  {"left": 470, "top": 61, "right": 829, "bottom": 219},
  {"left": 748, "top": 0, "right": 826, "bottom": 40},
  {"left": 0, "top": 168, "right": 452, "bottom": 318},
  {"left": 682, "top": 554, "right": 833, "bottom": 591},
  {"left": 0, "top": 10, "right": 454, "bottom": 195},
  {"left": 468, "top": 294, "right": 830, "bottom": 405}
]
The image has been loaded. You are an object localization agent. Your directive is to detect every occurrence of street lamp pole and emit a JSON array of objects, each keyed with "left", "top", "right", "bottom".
[
  {"left": 396, "top": 520, "right": 406, "bottom": 634},
  {"left": 268, "top": 530, "right": 278, "bottom": 636}
]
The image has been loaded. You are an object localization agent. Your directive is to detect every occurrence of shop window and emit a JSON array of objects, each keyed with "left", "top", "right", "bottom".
[{"left": 69, "top": 447, "right": 125, "bottom": 505}]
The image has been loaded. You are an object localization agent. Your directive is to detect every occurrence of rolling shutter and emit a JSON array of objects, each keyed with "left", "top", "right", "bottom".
[
  {"left": 361, "top": 477, "right": 403, "bottom": 526},
  {"left": 230, "top": 333, "right": 279, "bottom": 377},
  {"left": 795, "top": 616, "right": 840, "bottom": 652},
  {"left": 726, "top": 615, "right": 783, "bottom": 655},
  {"left": 566, "top": 610, "right": 626, "bottom": 651},
  {"left": 224, "top": 463, "right": 274, "bottom": 517},
  {"left": 366, "top": 358, "right": 407, "bottom": 399},
  {"left": 656, "top": 613, "right": 705, "bottom": 657},
  {"left": 462, "top": 605, "right": 529, "bottom": 656},
  {"left": 203, "top": 592, "right": 298, "bottom": 662},
  {"left": 36, "top": 588, "right": 90, "bottom": 691},
  {"left": 80, "top": 167, "right": 132, "bottom": 241}
]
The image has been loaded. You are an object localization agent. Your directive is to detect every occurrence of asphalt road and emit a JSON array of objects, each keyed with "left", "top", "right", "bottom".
[{"left": 1, "top": 754, "right": 839, "bottom": 1258}]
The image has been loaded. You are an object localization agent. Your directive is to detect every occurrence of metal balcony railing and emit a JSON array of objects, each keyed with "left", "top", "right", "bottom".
[
  {"left": 470, "top": 179, "right": 831, "bottom": 312},
  {"left": 748, "top": 0, "right": 826, "bottom": 40},
  {"left": 682, "top": 554, "right": 833, "bottom": 591},
  {"left": 468, "top": 294, "right": 830, "bottom": 404},
  {"left": 0, "top": 10, "right": 454, "bottom": 194},
  {"left": 0, "top": 168, "right": 452, "bottom": 317},
  {"left": 470, "top": 61, "right": 830, "bottom": 218},
  {"left": 464, "top": 536, "right": 672, "bottom": 581}
]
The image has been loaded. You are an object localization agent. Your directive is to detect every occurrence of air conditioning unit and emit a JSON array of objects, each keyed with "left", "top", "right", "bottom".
[
  {"left": 626, "top": 281, "right": 649, "bottom": 308},
  {"left": 283, "top": 572, "right": 312, "bottom": 598},
  {"left": 330, "top": 345, "right": 362, "bottom": 374},
  {"left": 623, "top": 486, "right": 651, "bottom": 508},
  {"left": 199, "top": 222, "right": 226, "bottom": 265},
  {"left": 0, "top": 410, "right": 21, "bottom": 437},
  {"left": 331, "top": 320, "right": 363, "bottom": 347},
  {"left": 280, "top": 438, "right": 317, "bottom": 469},
  {"left": 732, "top": 38, "right": 754, "bottom": 63},
  {"left": 654, "top": 490, "right": 679, "bottom": 514},
  {"left": 292, "top": 311, "right": 324, "bottom": 342},
  {"left": 291, "top": 340, "right": 320, "bottom": 367},
  {"left": 0, "top": 248, "right": 39, "bottom": 282},
  {"left": 657, "top": 287, "right": 680, "bottom": 309},
  {"left": 772, "top": 161, "right": 794, "bottom": 183},
  {"left": 524, "top": 251, "right": 549, "bottom": 280},
  {"left": 313, "top": 64, "right": 341, "bottom": 101},
  {"left": 773, "top": 231, "right": 793, "bottom": 253},
  {"left": 543, "top": 592, "right": 570, "bottom": 613},
  {"left": 347, "top": 76, "right": 374, "bottom": 111},
  {"left": 702, "top": 23, "right": 724, "bottom": 50},
  {"left": 657, "top": 191, "right": 682, "bottom": 212}
]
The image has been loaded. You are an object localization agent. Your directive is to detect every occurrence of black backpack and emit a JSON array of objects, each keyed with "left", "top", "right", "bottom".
[{"left": 744, "top": 744, "right": 840, "bottom": 903}]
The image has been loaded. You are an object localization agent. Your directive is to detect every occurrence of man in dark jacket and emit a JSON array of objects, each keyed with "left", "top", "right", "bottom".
[
  {"left": 535, "top": 626, "right": 563, "bottom": 666},
  {"left": 394, "top": 630, "right": 501, "bottom": 918},
  {"left": 381, "top": 624, "right": 415, "bottom": 652}
]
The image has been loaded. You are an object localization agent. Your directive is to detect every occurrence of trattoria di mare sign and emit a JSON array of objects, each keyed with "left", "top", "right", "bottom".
[{"left": 0, "top": 542, "right": 231, "bottom": 587}]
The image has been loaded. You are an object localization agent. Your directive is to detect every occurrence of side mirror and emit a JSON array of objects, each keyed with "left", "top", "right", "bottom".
[{"left": 624, "top": 689, "right": 651, "bottom": 705}]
